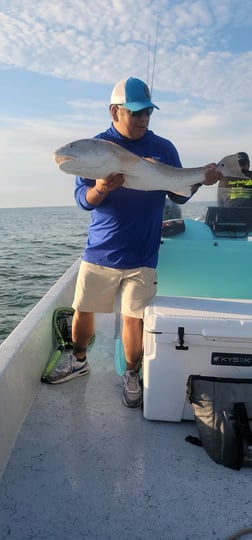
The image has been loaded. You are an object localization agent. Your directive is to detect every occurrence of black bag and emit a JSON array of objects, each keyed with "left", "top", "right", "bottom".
[{"left": 186, "top": 375, "right": 252, "bottom": 470}]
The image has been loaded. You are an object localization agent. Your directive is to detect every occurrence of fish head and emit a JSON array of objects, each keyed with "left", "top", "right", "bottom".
[
  {"left": 53, "top": 139, "right": 121, "bottom": 178},
  {"left": 216, "top": 152, "right": 252, "bottom": 179}
]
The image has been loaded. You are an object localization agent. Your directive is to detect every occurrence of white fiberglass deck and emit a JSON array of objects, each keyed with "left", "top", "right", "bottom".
[{"left": 0, "top": 312, "right": 252, "bottom": 540}]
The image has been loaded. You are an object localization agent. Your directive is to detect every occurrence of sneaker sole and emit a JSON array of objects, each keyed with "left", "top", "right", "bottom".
[
  {"left": 46, "top": 363, "right": 90, "bottom": 384},
  {"left": 122, "top": 394, "right": 143, "bottom": 408}
]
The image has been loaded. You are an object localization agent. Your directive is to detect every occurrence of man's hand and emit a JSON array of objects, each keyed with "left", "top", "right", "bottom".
[
  {"left": 203, "top": 163, "right": 223, "bottom": 185},
  {"left": 96, "top": 173, "right": 125, "bottom": 194}
]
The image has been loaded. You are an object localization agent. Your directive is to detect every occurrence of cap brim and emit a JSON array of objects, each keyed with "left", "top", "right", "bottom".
[{"left": 122, "top": 102, "right": 159, "bottom": 111}]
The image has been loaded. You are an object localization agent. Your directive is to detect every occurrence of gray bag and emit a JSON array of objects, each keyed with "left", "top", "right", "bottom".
[{"left": 186, "top": 375, "right": 252, "bottom": 470}]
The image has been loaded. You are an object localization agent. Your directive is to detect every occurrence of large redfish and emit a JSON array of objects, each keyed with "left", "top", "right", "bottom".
[{"left": 53, "top": 139, "right": 251, "bottom": 197}]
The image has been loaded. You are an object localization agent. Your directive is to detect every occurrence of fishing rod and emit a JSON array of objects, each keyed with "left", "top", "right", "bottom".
[
  {"left": 150, "top": 18, "right": 159, "bottom": 98},
  {"left": 147, "top": 17, "right": 159, "bottom": 98}
]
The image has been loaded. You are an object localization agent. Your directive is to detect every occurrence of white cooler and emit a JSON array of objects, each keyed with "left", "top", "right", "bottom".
[{"left": 143, "top": 296, "right": 252, "bottom": 421}]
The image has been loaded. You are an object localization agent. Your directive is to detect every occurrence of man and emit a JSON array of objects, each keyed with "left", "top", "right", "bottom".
[{"left": 48, "top": 77, "right": 221, "bottom": 407}]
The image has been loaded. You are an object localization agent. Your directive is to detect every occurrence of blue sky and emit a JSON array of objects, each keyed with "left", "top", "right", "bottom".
[{"left": 1, "top": 0, "right": 252, "bottom": 207}]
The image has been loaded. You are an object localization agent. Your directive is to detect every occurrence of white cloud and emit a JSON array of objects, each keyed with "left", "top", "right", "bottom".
[{"left": 1, "top": 0, "right": 251, "bottom": 108}]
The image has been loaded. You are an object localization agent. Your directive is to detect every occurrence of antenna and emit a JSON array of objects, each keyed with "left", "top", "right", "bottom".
[
  {"left": 150, "top": 18, "right": 159, "bottom": 98},
  {"left": 147, "top": 34, "right": 151, "bottom": 87}
]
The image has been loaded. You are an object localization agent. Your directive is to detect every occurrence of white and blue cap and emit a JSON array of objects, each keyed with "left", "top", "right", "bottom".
[{"left": 110, "top": 77, "right": 159, "bottom": 112}]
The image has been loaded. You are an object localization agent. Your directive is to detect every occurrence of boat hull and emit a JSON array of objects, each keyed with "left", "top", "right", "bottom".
[{"left": 0, "top": 259, "right": 80, "bottom": 476}]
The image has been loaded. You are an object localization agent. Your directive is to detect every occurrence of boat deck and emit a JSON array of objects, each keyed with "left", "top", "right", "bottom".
[{"left": 0, "top": 312, "right": 252, "bottom": 540}]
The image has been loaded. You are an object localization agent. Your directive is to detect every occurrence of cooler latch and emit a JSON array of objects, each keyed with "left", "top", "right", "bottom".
[{"left": 176, "top": 326, "right": 189, "bottom": 350}]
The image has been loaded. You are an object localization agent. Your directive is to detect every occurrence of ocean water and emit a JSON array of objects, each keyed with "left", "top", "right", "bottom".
[
  {"left": 0, "top": 201, "right": 206, "bottom": 345},
  {"left": 0, "top": 206, "right": 90, "bottom": 344}
]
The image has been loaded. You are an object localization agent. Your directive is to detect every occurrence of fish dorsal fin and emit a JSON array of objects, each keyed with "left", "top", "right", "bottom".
[{"left": 142, "top": 157, "right": 181, "bottom": 172}]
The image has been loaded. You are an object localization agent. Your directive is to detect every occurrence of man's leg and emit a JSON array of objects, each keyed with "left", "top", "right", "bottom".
[
  {"left": 120, "top": 267, "right": 157, "bottom": 408},
  {"left": 46, "top": 310, "right": 95, "bottom": 384},
  {"left": 72, "top": 310, "right": 95, "bottom": 359},
  {"left": 122, "top": 315, "right": 143, "bottom": 371},
  {"left": 121, "top": 315, "right": 143, "bottom": 408}
]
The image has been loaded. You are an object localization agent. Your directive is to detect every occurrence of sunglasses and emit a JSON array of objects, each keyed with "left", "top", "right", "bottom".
[{"left": 117, "top": 105, "right": 154, "bottom": 117}]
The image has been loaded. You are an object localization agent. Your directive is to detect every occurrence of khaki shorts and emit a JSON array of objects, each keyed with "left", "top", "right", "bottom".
[{"left": 72, "top": 261, "right": 157, "bottom": 318}]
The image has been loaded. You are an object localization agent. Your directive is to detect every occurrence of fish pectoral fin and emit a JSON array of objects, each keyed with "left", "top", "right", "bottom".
[{"left": 142, "top": 157, "right": 160, "bottom": 164}]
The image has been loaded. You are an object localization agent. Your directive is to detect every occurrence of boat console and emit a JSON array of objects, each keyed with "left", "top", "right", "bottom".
[{"left": 158, "top": 197, "right": 252, "bottom": 299}]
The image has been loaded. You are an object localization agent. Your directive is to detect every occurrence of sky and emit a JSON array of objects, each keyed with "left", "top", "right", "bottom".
[{"left": 1, "top": 0, "right": 252, "bottom": 208}]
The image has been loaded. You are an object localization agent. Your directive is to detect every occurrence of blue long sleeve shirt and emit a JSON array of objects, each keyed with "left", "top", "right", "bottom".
[{"left": 74, "top": 124, "right": 185, "bottom": 269}]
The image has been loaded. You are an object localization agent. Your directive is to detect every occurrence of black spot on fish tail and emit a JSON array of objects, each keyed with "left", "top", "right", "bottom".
[{"left": 238, "top": 151, "right": 250, "bottom": 168}]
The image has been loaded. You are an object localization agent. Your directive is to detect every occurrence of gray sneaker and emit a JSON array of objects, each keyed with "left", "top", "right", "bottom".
[
  {"left": 46, "top": 353, "right": 90, "bottom": 384},
  {"left": 122, "top": 370, "right": 143, "bottom": 408}
]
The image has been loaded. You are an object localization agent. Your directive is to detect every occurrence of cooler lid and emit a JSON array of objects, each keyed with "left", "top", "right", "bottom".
[{"left": 144, "top": 296, "right": 252, "bottom": 340}]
